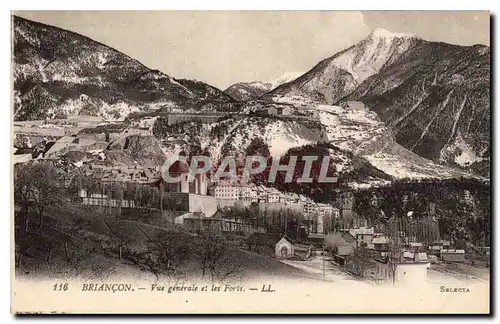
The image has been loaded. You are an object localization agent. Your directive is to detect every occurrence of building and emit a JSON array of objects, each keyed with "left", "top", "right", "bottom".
[
  {"left": 317, "top": 203, "right": 335, "bottom": 216},
  {"left": 428, "top": 240, "right": 452, "bottom": 256},
  {"left": 174, "top": 212, "right": 202, "bottom": 225},
  {"left": 440, "top": 249, "right": 466, "bottom": 262},
  {"left": 276, "top": 106, "right": 293, "bottom": 116},
  {"left": 306, "top": 233, "right": 325, "bottom": 248},
  {"left": 66, "top": 114, "right": 103, "bottom": 122},
  {"left": 267, "top": 187, "right": 281, "bottom": 203},
  {"left": 255, "top": 106, "right": 279, "bottom": 116},
  {"left": 275, "top": 236, "right": 312, "bottom": 260},
  {"left": 246, "top": 233, "right": 285, "bottom": 255},
  {"left": 406, "top": 242, "right": 425, "bottom": 252},
  {"left": 163, "top": 160, "right": 190, "bottom": 193},
  {"left": 372, "top": 234, "right": 389, "bottom": 251},
  {"left": 213, "top": 182, "right": 264, "bottom": 201},
  {"left": 43, "top": 135, "right": 97, "bottom": 157},
  {"left": 214, "top": 182, "right": 241, "bottom": 200},
  {"left": 303, "top": 200, "right": 318, "bottom": 215},
  {"left": 336, "top": 232, "right": 357, "bottom": 256},
  {"left": 342, "top": 101, "right": 368, "bottom": 111},
  {"left": 348, "top": 227, "right": 375, "bottom": 249},
  {"left": 329, "top": 232, "right": 357, "bottom": 266},
  {"left": 239, "top": 184, "right": 258, "bottom": 202},
  {"left": 78, "top": 189, "right": 136, "bottom": 208},
  {"left": 315, "top": 203, "right": 336, "bottom": 234},
  {"left": 374, "top": 252, "right": 431, "bottom": 286},
  {"left": 161, "top": 160, "right": 208, "bottom": 195},
  {"left": 256, "top": 185, "right": 269, "bottom": 202}
]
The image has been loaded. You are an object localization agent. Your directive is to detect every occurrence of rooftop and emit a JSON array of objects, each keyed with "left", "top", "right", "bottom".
[
  {"left": 441, "top": 249, "right": 465, "bottom": 254},
  {"left": 246, "top": 233, "right": 292, "bottom": 246}
]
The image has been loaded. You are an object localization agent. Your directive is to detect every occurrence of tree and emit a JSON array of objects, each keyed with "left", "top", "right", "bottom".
[
  {"left": 351, "top": 244, "right": 370, "bottom": 277},
  {"left": 112, "top": 182, "right": 124, "bottom": 216},
  {"left": 63, "top": 242, "right": 93, "bottom": 277},
  {"left": 146, "top": 230, "right": 191, "bottom": 277},
  {"left": 14, "top": 163, "right": 34, "bottom": 236},
  {"left": 14, "top": 162, "right": 63, "bottom": 228},
  {"left": 67, "top": 172, "right": 84, "bottom": 202},
  {"left": 386, "top": 214, "right": 403, "bottom": 285},
  {"left": 103, "top": 219, "right": 134, "bottom": 260},
  {"left": 195, "top": 230, "right": 242, "bottom": 282}
]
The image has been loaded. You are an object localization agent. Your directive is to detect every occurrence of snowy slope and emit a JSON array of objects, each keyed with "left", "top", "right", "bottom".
[
  {"left": 13, "top": 15, "right": 237, "bottom": 121},
  {"left": 297, "top": 102, "right": 474, "bottom": 180},
  {"left": 151, "top": 98, "right": 475, "bottom": 181},
  {"left": 264, "top": 29, "right": 420, "bottom": 104},
  {"left": 268, "top": 72, "right": 304, "bottom": 89},
  {"left": 224, "top": 71, "right": 304, "bottom": 101},
  {"left": 263, "top": 28, "right": 489, "bottom": 177},
  {"left": 345, "top": 40, "right": 490, "bottom": 177},
  {"left": 204, "top": 117, "right": 323, "bottom": 159}
]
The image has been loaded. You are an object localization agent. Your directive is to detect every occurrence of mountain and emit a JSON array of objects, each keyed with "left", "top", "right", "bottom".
[
  {"left": 151, "top": 101, "right": 474, "bottom": 183},
  {"left": 263, "top": 28, "right": 490, "bottom": 177},
  {"left": 151, "top": 114, "right": 394, "bottom": 190},
  {"left": 12, "top": 15, "right": 238, "bottom": 121},
  {"left": 344, "top": 41, "right": 490, "bottom": 176},
  {"left": 264, "top": 29, "right": 421, "bottom": 104},
  {"left": 224, "top": 72, "right": 303, "bottom": 101},
  {"left": 224, "top": 81, "right": 273, "bottom": 102}
]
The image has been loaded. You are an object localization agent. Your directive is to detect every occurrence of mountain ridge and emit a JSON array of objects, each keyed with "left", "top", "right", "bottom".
[
  {"left": 224, "top": 72, "right": 303, "bottom": 101},
  {"left": 13, "top": 15, "right": 238, "bottom": 121},
  {"left": 261, "top": 29, "right": 489, "bottom": 177},
  {"left": 263, "top": 29, "right": 423, "bottom": 104},
  {"left": 11, "top": 17, "right": 489, "bottom": 179}
]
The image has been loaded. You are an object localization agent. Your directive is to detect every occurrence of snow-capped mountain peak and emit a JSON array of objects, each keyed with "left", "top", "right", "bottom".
[
  {"left": 369, "top": 28, "right": 417, "bottom": 41},
  {"left": 265, "top": 28, "right": 421, "bottom": 105},
  {"left": 224, "top": 72, "right": 304, "bottom": 101}
]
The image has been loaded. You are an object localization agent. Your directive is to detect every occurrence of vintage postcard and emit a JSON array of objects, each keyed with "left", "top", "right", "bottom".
[{"left": 11, "top": 10, "right": 490, "bottom": 314}]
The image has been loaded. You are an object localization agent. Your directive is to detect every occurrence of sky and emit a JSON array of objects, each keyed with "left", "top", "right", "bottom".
[{"left": 13, "top": 11, "right": 490, "bottom": 90}]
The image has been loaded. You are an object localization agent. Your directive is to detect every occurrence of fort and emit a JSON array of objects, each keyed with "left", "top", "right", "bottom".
[{"left": 163, "top": 113, "right": 245, "bottom": 125}]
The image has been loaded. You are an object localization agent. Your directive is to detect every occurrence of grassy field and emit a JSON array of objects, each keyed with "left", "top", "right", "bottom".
[{"left": 15, "top": 202, "right": 321, "bottom": 284}]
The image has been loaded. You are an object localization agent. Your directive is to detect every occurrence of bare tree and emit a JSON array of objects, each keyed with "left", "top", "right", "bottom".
[
  {"left": 386, "top": 214, "right": 402, "bottom": 285},
  {"left": 146, "top": 230, "right": 191, "bottom": 278},
  {"left": 15, "top": 232, "right": 35, "bottom": 268},
  {"left": 195, "top": 230, "right": 242, "bottom": 282},
  {"left": 14, "top": 162, "right": 63, "bottom": 268},
  {"left": 103, "top": 219, "right": 134, "bottom": 260},
  {"left": 63, "top": 238, "right": 93, "bottom": 277},
  {"left": 28, "top": 162, "right": 63, "bottom": 228},
  {"left": 112, "top": 182, "right": 124, "bottom": 216},
  {"left": 14, "top": 163, "right": 34, "bottom": 235},
  {"left": 352, "top": 244, "right": 370, "bottom": 277}
]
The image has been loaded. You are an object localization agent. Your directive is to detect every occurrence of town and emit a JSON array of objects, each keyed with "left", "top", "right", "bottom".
[{"left": 13, "top": 112, "right": 490, "bottom": 287}]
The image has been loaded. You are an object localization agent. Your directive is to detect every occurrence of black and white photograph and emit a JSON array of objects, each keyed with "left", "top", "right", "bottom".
[{"left": 10, "top": 10, "right": 491, "bottom": 314}]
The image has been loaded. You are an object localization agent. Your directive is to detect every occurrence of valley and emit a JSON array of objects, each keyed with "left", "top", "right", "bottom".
[{"left": 11, "top": 13, "right": 490, "bottom": 290}]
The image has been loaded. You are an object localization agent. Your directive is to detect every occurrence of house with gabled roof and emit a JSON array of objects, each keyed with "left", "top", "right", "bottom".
[
  {"left": 246, "top": 233, "right": 312, "bottom": 260},
  {"left": 337, "top": 232, "right": 357, "bottom": 256}
]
